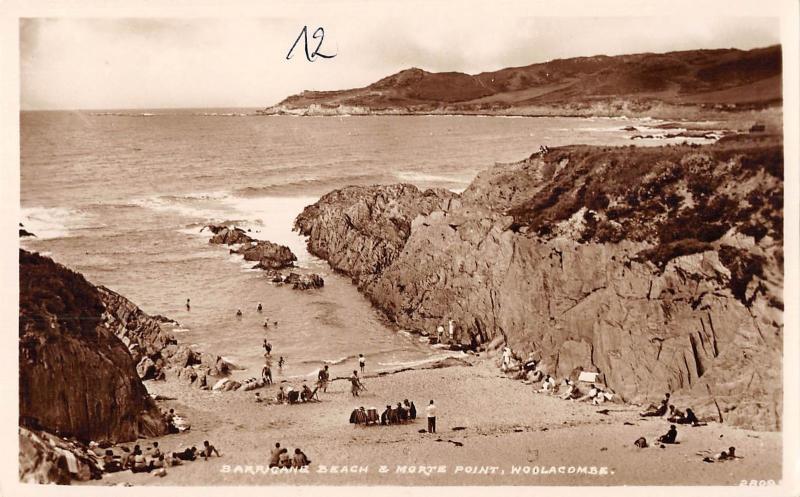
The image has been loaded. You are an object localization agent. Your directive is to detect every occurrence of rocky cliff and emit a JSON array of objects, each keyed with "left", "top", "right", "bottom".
[
  {"left": 19, "top": 250, "right": 167, "bottom": 443},
  {"left": 98, "top": 286, "right": 233, "bottom": 386},
  {"left": 295, "top": 135, "right": 783, "bottom": 430}
]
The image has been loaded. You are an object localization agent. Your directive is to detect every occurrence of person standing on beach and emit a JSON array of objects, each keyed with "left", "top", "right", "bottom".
[
  {"left": 236, "top": 309, "right": 243, "bottom": 318},
  {"left": 448, "top": 319, "right": 455, "bottom": 343},
  {"left": 358, "top": 354, "right": 366, "bottom": 374},
  {"left": 257, "top": 302, "right": 263, "bottom": 312},
  {"left": 317, "top": 365, "right": 330, "bottom": 392},
  {"left": 262, "top": 362, "right": 272, "bottom": 385},
  {"left": 186, "top": 298, "right": 191, "bottom": 311},
  {"left": 278, "top": 356, "right": 285, "bottom": 370},
  {"left": 350, "top": 370, "right": 362, "bottom": 397},
  {"left": 426, "top": 400, "right": 437, "bottom": 433}
]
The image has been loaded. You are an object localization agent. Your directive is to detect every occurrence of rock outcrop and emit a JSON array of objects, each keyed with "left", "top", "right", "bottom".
[
  {"left": 233, "top": 241, "right": 297, "bottom": 270},
  {"left": 19, "top": 427, "right": 102, "bottom": 484},
  {"left": 295, "top": 136, "right": 783, "bottom": 430},
  {"left": 294, "top": 184, "right": 456, "bottom": 285},
  {"left": 283, "top": 272, "right": 325, "bottom": 290},
  {"left": 205, "top": 224, "right": 297, "bottom": 270},
  {"left": 19, "top": 250, "right": 168, "bottom": 444},
  {"left": 98, "top": 285, "right": 234, "bottom": 385}
]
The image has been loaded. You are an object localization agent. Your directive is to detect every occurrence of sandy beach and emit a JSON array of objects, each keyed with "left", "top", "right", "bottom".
[{"left": 88, "top": 358, "right": 781, "bottom": 487}]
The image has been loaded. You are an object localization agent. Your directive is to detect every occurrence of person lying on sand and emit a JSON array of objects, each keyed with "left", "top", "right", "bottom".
[
  {"left": 666, "top": 405, "right": 686, "bottom": 423},
  {"left": 679, "top": 408, "right": 706, "bottom": 426},
  {"left": 560, "top": 380, "right": 581, "bottom": 400},
  {"left": 201, "top": 440, "right": 221, "bottom": 460},
  {"left": 639, "top": 398, "right": 669, "bottom": 417},
  {"left": 575, "top": 384, "right": 599, "bottom": 402},
  {"left": 657, "top": 425, "right": 678, "bottom": 444},
  {"left": 703, "top": 446, "right": 739, "bottom": 462},
  {"left": 175, "top": 447, "right": 198, "bottom": 461}
]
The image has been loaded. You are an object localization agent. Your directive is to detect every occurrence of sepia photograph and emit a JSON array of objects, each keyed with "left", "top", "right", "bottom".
[{"left": 4, "top": 1, "right": 798, "bottom": 494}]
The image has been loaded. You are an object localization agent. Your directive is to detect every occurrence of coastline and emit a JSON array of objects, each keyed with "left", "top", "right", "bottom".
[{"left": 87, "top": 359, "right": 781, "bottom": 486}]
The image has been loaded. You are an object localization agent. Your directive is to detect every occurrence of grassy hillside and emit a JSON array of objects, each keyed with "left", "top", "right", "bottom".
[{"left": 268, "top": 45, "right": 781, "bottom": 114}]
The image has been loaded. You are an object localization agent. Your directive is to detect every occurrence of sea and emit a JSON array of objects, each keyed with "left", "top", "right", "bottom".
[{"left": 19, "top": 109, "right": 708, "bottom": 383}]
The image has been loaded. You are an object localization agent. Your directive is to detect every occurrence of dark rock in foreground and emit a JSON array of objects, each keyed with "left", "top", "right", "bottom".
[
  {"left": 19, "top": 250, "right": 168, "bottom": 444},
  {"left": 295, "top": 137, "right": 783, "bottom": 430},
  {"left": 19, "top": 228, "right": 36, "bottom": 237},
  {"left": 19, "top": 427, "right": 101, "bottom": 484}
]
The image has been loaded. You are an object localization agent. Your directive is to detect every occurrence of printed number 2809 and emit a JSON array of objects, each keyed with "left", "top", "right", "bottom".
[{"left": 739, "top": 480, "right": 778, "bottom": 486}]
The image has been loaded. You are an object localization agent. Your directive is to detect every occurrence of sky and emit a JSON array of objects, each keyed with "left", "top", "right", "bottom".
[{"left": 19, "top": 15, "right": 781, "bottom": 110}]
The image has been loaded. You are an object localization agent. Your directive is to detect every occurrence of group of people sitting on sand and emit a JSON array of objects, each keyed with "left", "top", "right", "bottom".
[
  {"left": 513, "top": 352, "right": 615, "bottom": 405},
  {"left": 100, "top": 440, "right": 221, "bottom": 477},
  {"left": 254, "top": 382, "right": 320, "bottom": 405},
  {"left": 638, "top": 393, "right": 705, "bottom": 426},
  {"left": 269, "top": 442, "right": 311, "bottom": 469},
  {"left": 349, "top": 399, "right": 417, "bottom": 426}
]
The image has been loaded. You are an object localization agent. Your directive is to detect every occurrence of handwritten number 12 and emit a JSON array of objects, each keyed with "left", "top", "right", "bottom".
[{"left": 286, "top": 26, "right": 336, "bottom": 62}]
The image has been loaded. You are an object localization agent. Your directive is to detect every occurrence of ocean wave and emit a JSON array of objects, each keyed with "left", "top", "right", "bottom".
[
  {"left": 20, "top": 206, "right": 99, "bottom": 240},
  {"left": 233, "top": 173, "right": 390, "bottom": 197}
]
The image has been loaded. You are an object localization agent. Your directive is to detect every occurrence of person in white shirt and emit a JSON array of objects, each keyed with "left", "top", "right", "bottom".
[
  {"left": 436, "top": 325, "right": 444, "bottom": 343},
  {"left": 540, "top": 375, "right": 556, "bottom": 393},
  {"left": 426, "top": 400, "right": 437, "bottom": 433},
  {"left": 448, "top": 320, "right": 455, "bottom": 342},
  {"left": 358, "top": 354, "right": 366, "bottom": 373}
]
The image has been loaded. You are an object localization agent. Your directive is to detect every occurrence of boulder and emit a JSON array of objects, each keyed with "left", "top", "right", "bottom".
[
  {"left": 136, "top": 356, "right": 157, "bottom": 380},
  {"left": 206, "top": 225, "right": 254, "bottom": 245},
  {"left": 19, "top": 427, "right": 102, "bottom": 484},
  {"left": 284, "top": 272, "right": 324, "bottom": 290},
  {"left": 233, "top": 240, "right": 297, "bottom": 270}
]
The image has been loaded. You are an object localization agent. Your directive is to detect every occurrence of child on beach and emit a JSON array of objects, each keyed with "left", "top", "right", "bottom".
[
  {"left": 278, "top": 356, "right": 285, "bottom": 369},
  {"left": 201, "top": 440, "right": 221, "bottom": 460},
  {"left": 358, "top": 354, "right": 366, "bottom": 373}
]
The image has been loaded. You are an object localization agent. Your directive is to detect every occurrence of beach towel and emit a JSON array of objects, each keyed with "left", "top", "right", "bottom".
[
  {"left": 212, "top": 378, "right": 229, "bottom": 391},
  {"left": 578, "top": 371, "right": 599, "bottom": 383}
]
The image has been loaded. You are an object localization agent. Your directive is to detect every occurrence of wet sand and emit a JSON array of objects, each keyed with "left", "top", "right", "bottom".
[{"left": 89, "top": 359, "right": 781, "bottom": 486}]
